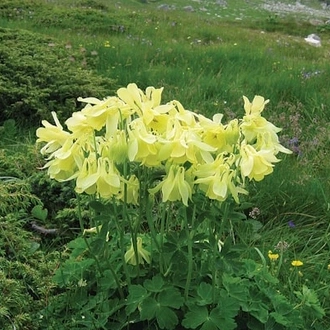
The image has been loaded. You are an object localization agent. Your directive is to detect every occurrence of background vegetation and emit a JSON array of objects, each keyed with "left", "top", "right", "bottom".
[{"left": 0, "top": 0, "right": 329, "bottom": 329}]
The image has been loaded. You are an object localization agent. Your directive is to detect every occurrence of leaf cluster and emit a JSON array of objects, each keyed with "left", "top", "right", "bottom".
[{"left": 40, "top": 200, "right": 325, "bottom": 329}]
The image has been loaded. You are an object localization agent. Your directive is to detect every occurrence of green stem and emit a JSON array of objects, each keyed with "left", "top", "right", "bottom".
[
  {"left": 76, "top": 194, "right": 102, "bottom": 274},
  {"left": 113, "top": 197, "right": 131, "bottom": 287},
  {"left": 184, "top": 205, "right": 196, "bottom": 301},
  {"left": 146, "top": 196, "right": 164, "bottom": 274}
]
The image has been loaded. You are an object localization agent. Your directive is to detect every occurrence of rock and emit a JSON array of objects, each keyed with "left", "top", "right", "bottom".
[
  {"left": 309, "top": 19, "right": 324, "bottom": 26},
  {"left": 304, "top": 34, "right": 321, "bottom": 47},
  {"left": 215, "top": 0, "right": 227, "bottom": 6},
  {"left": 183, "top": 6, "right": 195, "bottom": 12},
  {"left": 158, "top": 4, "right": 174, "bottom": 10}
]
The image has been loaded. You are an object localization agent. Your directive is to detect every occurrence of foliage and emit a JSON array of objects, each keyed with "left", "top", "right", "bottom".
[
  {"left": 0, "top": 178, "right": 40, "bottom": 216},
  {"left": 0, "top": 27, "right": 115, "bottom": 127},
  {"left": 0, "top": 212, "right": 60, "bottom": 330}
]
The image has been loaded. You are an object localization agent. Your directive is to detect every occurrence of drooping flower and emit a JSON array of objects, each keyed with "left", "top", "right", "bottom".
[
  {"left": 127, "top": 118, "right": 160, "bottom": 166},
  {"left": 199, "top": 115, "right": 240, "bottom": 153},
  {"left": 125, "top": 237, "right": 151, "bottom": 265},
  {"left": 239, "top": 143, "right": 280, "bottom": 181},
  {"left": 254, "top": 131, "right": 292, "bottom": 155},
  {"left": 36, "top": 111, "right": 71, "bottom": 155},
  {"left": 75, "top": 156, "right": 121, "bottom": 197},
  {"left": 118, "top": 174, "right": 140, "bottom": 205},
  {"left": 149, "top": 164, "right": 193, "bottom": 206},
  {"left": 83, "top": 225, "right": 110, "bottom": 241},
  {"left": 194, "top": 154, "right": 247, "bottom": 203}
]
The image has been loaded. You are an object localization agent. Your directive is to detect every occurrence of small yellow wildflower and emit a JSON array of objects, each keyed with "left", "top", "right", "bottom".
[
  {"left": 327, "top": 264, "right": 330, "bottom": 271},
  {"left": 291, "top": 260, "right": 303, "bottom": 267},
  {"left": 268, "top": 250, "right": 279, "bottom": 261}
]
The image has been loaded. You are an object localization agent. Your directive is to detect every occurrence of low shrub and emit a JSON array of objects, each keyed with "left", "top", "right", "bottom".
[{"left": 0, "top": 27, "right": 115, "bottom": 126}]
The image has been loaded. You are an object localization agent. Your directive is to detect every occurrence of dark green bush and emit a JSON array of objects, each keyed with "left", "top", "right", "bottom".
[
  {"left": 0, "top": 212, "right": 60, "bottom": 330},
  {"left": 0, "top": 27, "right": 115, "bottom": 126}
]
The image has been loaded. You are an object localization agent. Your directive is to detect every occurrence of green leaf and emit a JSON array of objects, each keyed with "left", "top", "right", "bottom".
[
  {"left": 53, "top": 258, "right": 95, "bottom": 287},
  {"left": 200, "top": 320, "right": 218, "bottom": 330},
  {"left": 243, "top": 301, "right": 269, "bottom": 324},
  {"left": 209, "top": 306, "right": 237, "bottom": 330},
  {"left": 156, "top": 306, "right": 179, "bottom": 329},
  {"left": 28, "top": 241, "right": 40, "bottom": 255},
  {"left": 140, "top": 297, "right": 158, "bottom": 321},
  {"left": 126, "top": 285, "right": 148, "bottom": 315},
  {"left": 294, "top": 285, "right": 325, "bottom": 319},
  {"left": 158, "top": 288, "right": 184, "bottom": 309},
  {"left": 182, "top": 305, "right": 208, "bottom": 329},
  {"left": 222, "top": 273, "right": 249, "bottom": 302},
  {"left": 197, "top": 282, "right": 214, "bottom": 305},
  {"left": 89, "top": 200, "right": 107, "bottom": 213},
  {"left": 98, "top": 270, "right": 118, "bottom": 291},
  {"left": 144, "top": 274, "right": 165, "bottom": 292},
  {"left": 31, "top": 204, "right": 48, "bottom": 221},
  {"left": 270, "top": 312, "right": 290, "bottom": 326}
]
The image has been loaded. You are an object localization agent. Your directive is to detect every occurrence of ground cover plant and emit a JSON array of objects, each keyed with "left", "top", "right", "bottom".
[{"left": 0, "top": 0, "right": 330, "bottom": 329}]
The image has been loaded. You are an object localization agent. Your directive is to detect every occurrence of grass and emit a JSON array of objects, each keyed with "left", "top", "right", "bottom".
[{"left": 0, "top": 0, "right": 330, "bottom": 328}]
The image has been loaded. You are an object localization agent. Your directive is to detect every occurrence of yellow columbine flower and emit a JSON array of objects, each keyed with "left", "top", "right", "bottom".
[
  {"left": 194, "top": 154, "right": 247, "bottom": 203},
  {"left": 239, "top": 143, "right": 280, "bottom": 181},
  {"left": 83, "top": 225, "right": 110, "bottom": 241},
  {"left": 127, "top": 118, "right": 159, "bottom": 166},
  {"left": 75, "top": 157, "right": 121, "bottom": 197},
  {"left": 243, "top": 95, "right": 269, "bottom": 116},
  {"left": 291, "top": 260, "right": 303, "bottom": 267},
  {"left": 36, "top": 111, "right": 71, "bottom": 155},
  {"left": 149, "top": 164, "right": 193, "bottom": 206},
  {"left": 125, "top": 237, "right": 151, "bottom": 265},
  {"left": 118, "top": 175, "right": 140, "bottom": 205},
  {"left": 268, "top": 250, "right": 279, "bottom": 261}
]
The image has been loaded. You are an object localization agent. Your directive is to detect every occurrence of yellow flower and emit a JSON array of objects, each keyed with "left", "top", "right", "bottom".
[
  {"left": 127, "top": 118, "right": 160, "bottom": 166},
  {"left": 268, "top": 250, "right": 279, "bottom": 261},
  {"left": 243, "top": 95, "right": 269, "bottom": 116},
  {"left": 118, "top": 175, "right": 140, "bottom": 205},
  {"left": 36, "top": 111, "right": 71, "bottom": 155},
  {"left": 149, "top": 164, "right": 193, "bottom": 206},
  {"left": 125, "top": 237, "right": 151, "bottom": 265},
  {"left": 83, "top": 225, "right": 102, "bottom": 235},
  {"left": 75, "top": 157, "right": 121, "bottom": 197},
  {"left": 291, "top": 260, "right": 303, "bottom": 267},
  {"left": 240, "top": 114, "right": 281, "bottom": 143},
  {"left": 194, "top": 154, "right": 247, "bottom": 203},
  {"left": 199, "top": 115, "right": 239, "bottom": 153},
  {"left": 117, "top": 83, "right": 163, "bottom": 114},
  {"left": 239, "top": 143, "right": 280, "bottom": 181},
  {"left": 83, "top": 225, "right": 110, "bottom": 241},
  {"left": 254, "top": 131, "right": 292, "bottom": 155},
  {"left": 328, "top": 264, "right": 330, "bottom": 271}
]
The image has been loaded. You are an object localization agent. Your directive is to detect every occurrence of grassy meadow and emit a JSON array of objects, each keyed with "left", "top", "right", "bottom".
[{"left": 1, "top": 0, "right": 330, "bottom": 329}]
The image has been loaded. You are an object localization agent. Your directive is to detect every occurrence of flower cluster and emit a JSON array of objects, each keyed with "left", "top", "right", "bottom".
[{"left": 36, "top": 83, "right": 291, "bottom": 206}]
